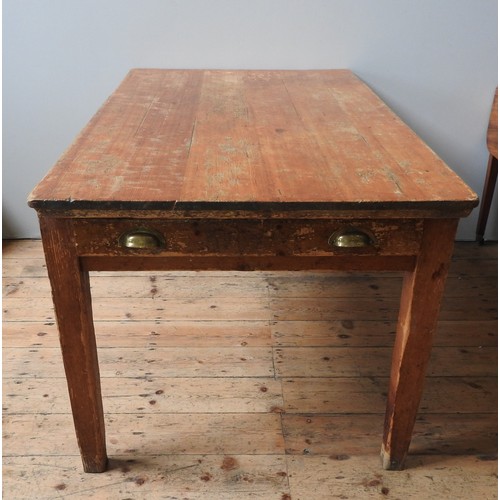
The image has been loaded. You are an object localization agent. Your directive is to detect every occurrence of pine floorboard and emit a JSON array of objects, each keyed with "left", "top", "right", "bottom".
[{"left": 3, "top": 240, "right": 497, "bottom": 499}]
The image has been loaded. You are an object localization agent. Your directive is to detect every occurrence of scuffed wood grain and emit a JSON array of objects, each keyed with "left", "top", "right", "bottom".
[
  {"left": 287, "top": 455, "right": 497, "bottom": 500},
  {"left": 4, "top": 377, "right": 284, "bottom": 414},
  {"left": 71, "top": 217, "right": 424, "bottom": 257},
  {"left": 3, "top": 320, "right": 273, "bottom": 348},
  {"left": 38, "top": 217, "right": 108, "bottom": 473},
  {"left": 28, "top": 69, "right": 477, "bottom": 216},
  {"left": 283, "top": 414, "right": 497, "bottom": 456},
  {"left": 382, "top": 219, "right": 460, "bottom": 470},
  {"left": 487, "top": 88, "right": 498, "bottom": 158},
  {"left": 4, "top": 346, "right": 275, "bottom": 379},
  {"left": 3, "top": 455, "right": 290, "bottom": 500},
  {"left": 4, "top": 413, "right": 285, "bottom": 456},
  {"left": 281, "top": 377, "right": 497, "bottom": 414}
]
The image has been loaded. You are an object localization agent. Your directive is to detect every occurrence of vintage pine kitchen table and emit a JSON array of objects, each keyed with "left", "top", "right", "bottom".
[{"left": 28, "top": 69, "right": 478, "bottom": 473}]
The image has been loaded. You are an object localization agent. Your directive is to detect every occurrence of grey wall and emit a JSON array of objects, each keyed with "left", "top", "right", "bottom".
[{"left": 4, "top": 0, "right": 498, "bottom": 240}]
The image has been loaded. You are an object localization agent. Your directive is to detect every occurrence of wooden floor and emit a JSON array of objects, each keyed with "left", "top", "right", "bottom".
[{"left": 3, "top": 239, "right": 497, "bottom": 499}]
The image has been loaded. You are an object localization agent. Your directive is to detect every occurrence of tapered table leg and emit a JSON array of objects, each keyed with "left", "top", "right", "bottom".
[
  {"left": 381, "top": 218, "right": 458, "bottom": 470},
  {"left": 39, "top": 216, "right": 108, "bottom": 473}
]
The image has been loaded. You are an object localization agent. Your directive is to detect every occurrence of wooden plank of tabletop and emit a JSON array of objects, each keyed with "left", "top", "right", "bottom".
[{"left": 28, "top": 69, "right": 477, "bottom": 214}]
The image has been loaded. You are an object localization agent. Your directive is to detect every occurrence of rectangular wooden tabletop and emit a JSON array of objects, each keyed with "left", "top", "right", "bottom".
[{"left": 28, "top": 69, "right": 477, "bottom": 216}]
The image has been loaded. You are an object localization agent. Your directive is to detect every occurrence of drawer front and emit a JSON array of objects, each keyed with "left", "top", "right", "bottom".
[{"left": 72, "top": 218, "right": 423, "bottom": 257}]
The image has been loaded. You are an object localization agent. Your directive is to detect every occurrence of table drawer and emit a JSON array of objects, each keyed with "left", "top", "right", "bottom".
[{"left": 72, "top": 218, "right": 423, "bottom": 257}]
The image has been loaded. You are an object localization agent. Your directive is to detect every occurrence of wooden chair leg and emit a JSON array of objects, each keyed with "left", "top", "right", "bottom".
[{"left": 476, "top": 154, "right": 498, "bottom": 244}]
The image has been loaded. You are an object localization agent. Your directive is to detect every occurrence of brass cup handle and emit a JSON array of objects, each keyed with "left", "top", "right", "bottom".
[
  {"left": 118, "top": 228, "right": 165, "bottom": 249},
  {"left": 328, "top": 228, "right": 375, "bottom": 248}
]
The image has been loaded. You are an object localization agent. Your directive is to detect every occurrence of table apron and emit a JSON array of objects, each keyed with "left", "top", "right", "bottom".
[{"left": 71, "top": 218, "right": 424, "bottom": 261}]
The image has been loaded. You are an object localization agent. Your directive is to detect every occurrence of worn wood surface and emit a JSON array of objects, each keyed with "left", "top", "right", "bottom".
[
  {"left": 382, "top": 219, "right": 459, "bottom": 470},
  {"left": 72, "top": 218, "right": 423, "bottom": 256},
  {"left": 3, "top": 240, "right": 497, "bottom": 499},
  {"left": 28, "top": 69, "right": 477, "bottom": 216},
  {"left": 487, "top": 88, "right": 498, "bottom": 159},
  {"left": 38, "top": 219, "right": 107, "bottom": 473}
]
